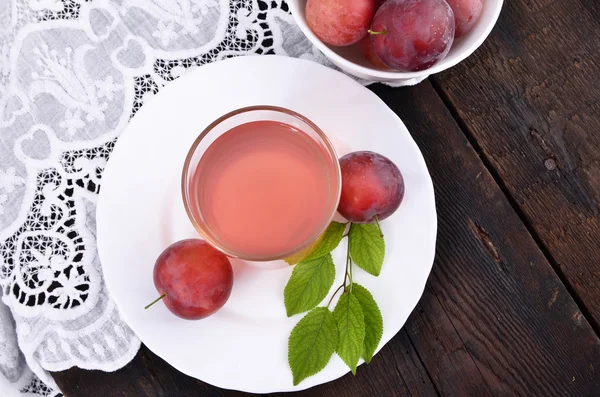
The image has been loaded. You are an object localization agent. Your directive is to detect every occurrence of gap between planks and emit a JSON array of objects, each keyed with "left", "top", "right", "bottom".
[{"left": 403, "top": 329, "right": 443, "bottom": 397}]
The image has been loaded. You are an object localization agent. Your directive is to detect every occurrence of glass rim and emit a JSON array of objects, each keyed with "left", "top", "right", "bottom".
[{"left": 181, "top": 105, "right": 342, "bottom": 262}]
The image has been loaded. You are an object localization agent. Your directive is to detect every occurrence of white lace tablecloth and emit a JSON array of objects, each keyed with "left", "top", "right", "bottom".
[{"left": 0, "top": 0, "right": 356, "bottom": 395}]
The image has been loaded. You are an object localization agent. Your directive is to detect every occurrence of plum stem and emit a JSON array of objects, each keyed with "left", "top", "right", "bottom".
[
  {"left": 368, "top": 29, "right": 387, "bottom": 36},
  {"left": 144, "top": 293, "right": 166, "bottom": 309},
  {"left": 374, "top": 215, "right": 384, "bottom": 238}
]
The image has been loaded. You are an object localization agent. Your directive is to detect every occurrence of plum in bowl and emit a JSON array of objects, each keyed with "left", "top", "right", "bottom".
[{"left": 288, "top": 0, "right": 503, "bottom": 85}]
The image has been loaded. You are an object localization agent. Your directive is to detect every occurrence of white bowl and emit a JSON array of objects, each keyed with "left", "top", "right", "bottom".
[{"left": 289, "top": 0, "right": 503, "bottom": 85}]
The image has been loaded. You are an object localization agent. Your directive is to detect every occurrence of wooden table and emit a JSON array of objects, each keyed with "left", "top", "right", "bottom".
[{"left": 52, "top": 0, "right": 600, "bottom": 395}]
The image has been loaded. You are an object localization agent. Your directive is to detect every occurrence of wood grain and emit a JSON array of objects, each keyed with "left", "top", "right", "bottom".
[
  {"left": 431, "top": 0, "right": 600, "bottom": 329},
  {"left": 371, "top": 81, "right": 600, "bottom": 396}
]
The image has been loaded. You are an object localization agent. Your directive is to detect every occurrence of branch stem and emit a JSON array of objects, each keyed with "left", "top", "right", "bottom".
[
  {"left": 327, "top": 285, "right": 345, "bottom": 308},
  {"left": 374, "top": 215, "right": 384, "bottom": 237}
]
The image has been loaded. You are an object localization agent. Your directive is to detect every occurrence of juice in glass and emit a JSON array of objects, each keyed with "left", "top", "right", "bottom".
[{"left": 182, "top": 107, "right": 341, "bottom": 261}]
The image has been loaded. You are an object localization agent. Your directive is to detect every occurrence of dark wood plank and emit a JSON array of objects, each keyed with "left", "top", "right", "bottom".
[
  {"left": 431, "top": 0, "right": 600, "bottom": 329},
  {"left": 370, "top": 81, "right": 600, "bottom": 396},
  {"left": 52, "top": 329, "right": 436, "bottom": 397}
]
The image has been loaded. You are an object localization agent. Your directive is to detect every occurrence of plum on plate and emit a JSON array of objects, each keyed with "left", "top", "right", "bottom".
[
  {"left": 148, "top": 239, "right": 233, "bottom": 320},
  {"left": 337, "top": 151, "right": 404, "bottom": 223},
  {"left": 306, "top": 0, "right": 377, "bottom": 46},
  {"left": 370, "top": 0, "right": 455, "bottom": 71}
]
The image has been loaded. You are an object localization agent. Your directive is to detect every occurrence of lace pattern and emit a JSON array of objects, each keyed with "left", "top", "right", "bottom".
[{"left": 0, "top": 0, "right": 336, "bottom": 394}]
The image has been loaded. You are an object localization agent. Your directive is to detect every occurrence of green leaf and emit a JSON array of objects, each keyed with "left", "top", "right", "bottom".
[
  {"left": 284, "top": 221, "right": 346, "bottom": 265},
  {"left": 284, "top": 254, "right": 336, "bottom": 316},
  {"left": 351, "top": 284, "right": 383, "bottom": 363},
  {"left": 303, "top": 221, "right": 346, "bottom": 261},
  {"left": 288, "top": 307, "right": 338, "bottom": 386},
  {"left": 332, "top": 292, "right": 365, "bottom": 374},
  {"left": 348, "top": 223, "right": 385, "bottom": 276}
]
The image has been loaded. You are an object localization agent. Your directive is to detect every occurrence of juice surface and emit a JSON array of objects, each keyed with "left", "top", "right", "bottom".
[{"left": 190, "top": 120, "right": 336, "bottom": 258}]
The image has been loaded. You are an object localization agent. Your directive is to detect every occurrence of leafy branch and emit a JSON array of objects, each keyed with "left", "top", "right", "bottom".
[{"left": 286, "top": 221, "right": 385, "bottom": 385}]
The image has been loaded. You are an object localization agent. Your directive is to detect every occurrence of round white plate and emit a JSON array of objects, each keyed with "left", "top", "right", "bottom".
[{"left": 97, "top": 55, "right": 436, "bottom": 393}]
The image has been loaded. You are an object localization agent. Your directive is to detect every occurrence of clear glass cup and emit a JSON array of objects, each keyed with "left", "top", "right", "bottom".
[{"left": 181, "top": 105, "right": 341, "bottom": 262}]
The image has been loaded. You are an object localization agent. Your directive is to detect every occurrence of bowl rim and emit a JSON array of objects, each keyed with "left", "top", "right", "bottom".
[{"left": 288, "top": 0, "right": 504, "bottom": 79}]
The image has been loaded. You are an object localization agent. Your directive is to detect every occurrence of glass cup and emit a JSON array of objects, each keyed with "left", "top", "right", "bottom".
[{"left": 181, "top": 105, "right": 341, "bottom": 262}]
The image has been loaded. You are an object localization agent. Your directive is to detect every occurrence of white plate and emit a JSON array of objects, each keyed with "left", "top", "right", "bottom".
[{"left": 97, "top": 55, "right": 437, "bottom": 393}]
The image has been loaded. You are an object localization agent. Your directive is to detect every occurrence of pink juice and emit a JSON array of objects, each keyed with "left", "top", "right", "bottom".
[{"left": 189, "top": 120, "right": 338, "bottom": 258}]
